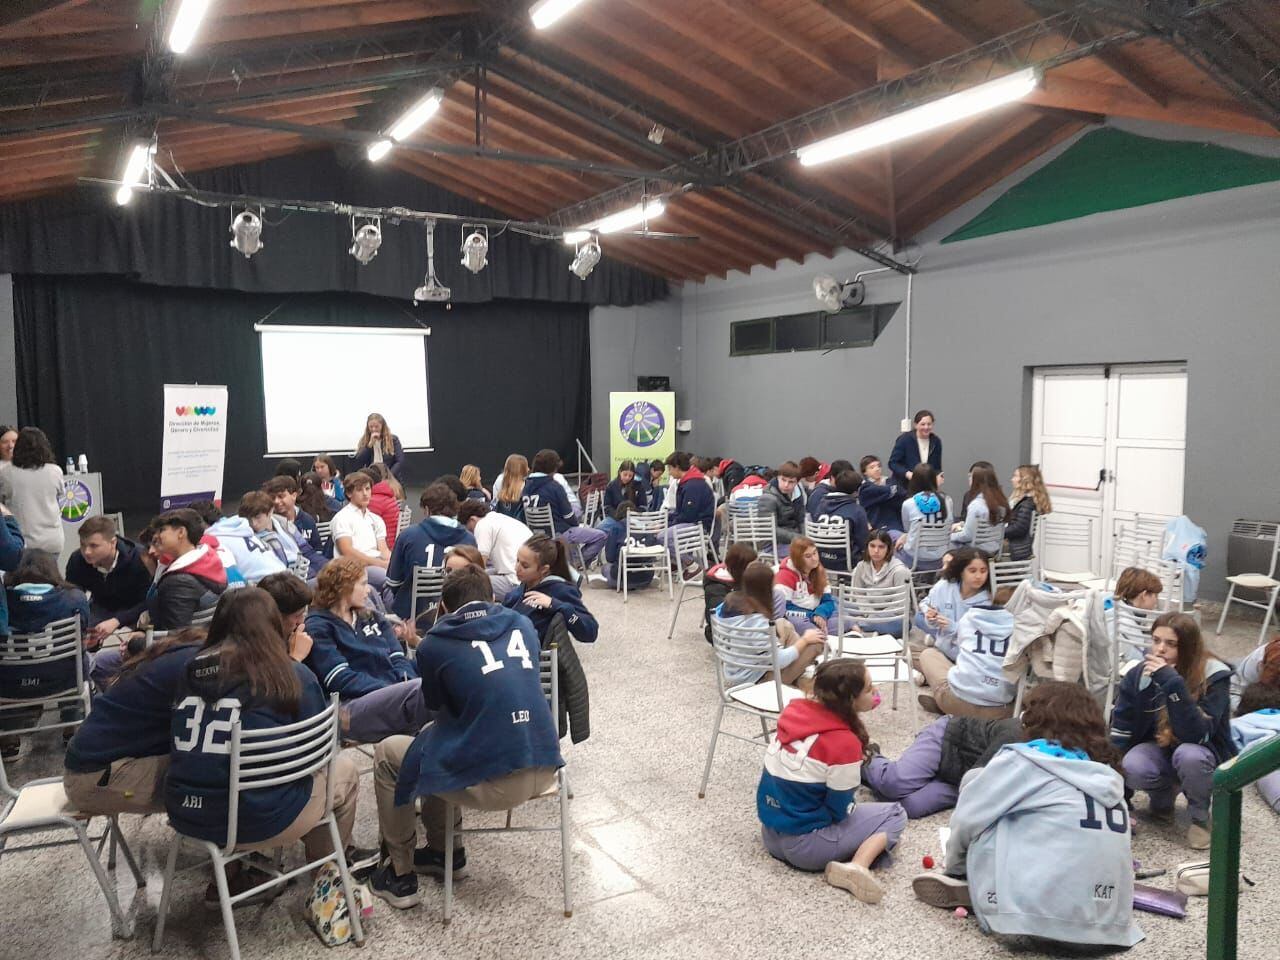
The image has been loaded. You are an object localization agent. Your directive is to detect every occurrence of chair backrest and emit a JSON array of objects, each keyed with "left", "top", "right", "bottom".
[
  {"left": 0, "top": 616, "right": 86, "bottom": 730},
  {"left": 583, "top": 488, "right": 604, "bottom": 527},
  {"left": 192, "top": 605, "right": 216, "bottom": 627},
  {"left": 397, "top": 503, "right": 413, "bottom": 539},
  {"left": 625, "top": 509, "right": 668, "bottom": 538},
  {"left": 226, "top": 694, "right": 340, "bottom": 853},
  {"left": 972, "top": 518, "right": 1006, "bottom": 553},
  {"left": 524, "top": 503, "right": 556, "bottom": 539},
  {"left": 671, "top": 525, "right": 710, "bottom": 578},
  {"left": 730, "top": 513, "right": 778, "bottom": 556},
  {"left": 833, "top": 581, "right": 911, "bottom": 636},
  {"left": 990, "top": 558, "right": 1036, "bottom": 591},
  {"left": 1113, "top": 529, "right": 1159, "bottom": 572},
  {"left": 315, "top": 520, "right": 332, "bottom": 545},
  {"left": 907, "top": 520, "right": 952, "bottom": 569},
  {"left": 805, "top": 517, "right": 850, "bottom": 552},
  {"left": 1130, "top": 514, "right": 1170, "bottom": 548},
  {"left": 711, "top": 477, "right": 726, "bottom": 503},
  {"left": 708, "top": 616, "right": 782, "bottom": 700},
  {"left": 409, "top": 564, "right": 446, "bottom": 623},
  {"left": 105, "top": 511, "right": 126, "bottom": 535},
  {"left": 1236, "top": 522, "right": 1280, "bottom": 578},
  {"left": 1112, "top": 600, "right": 1160, "bottom": 663},
  {"left": 288, "top": 556, "right": 311, "bottom": 580}
]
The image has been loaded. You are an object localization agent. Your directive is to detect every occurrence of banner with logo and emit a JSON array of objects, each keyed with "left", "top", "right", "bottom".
[
  {"left": 160, "top": 384, "right": 229, "bottom": 510},
  {"left": 608, "top": 391, "right": 675, "bottom": 479}
]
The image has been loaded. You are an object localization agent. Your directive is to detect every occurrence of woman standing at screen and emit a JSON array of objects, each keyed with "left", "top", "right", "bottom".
[
  {"left": 352, "top": 413, "right": 405, "bottom": 481},
  {"left": 888, "top": 410, "right": 942, "bottom": 488}
]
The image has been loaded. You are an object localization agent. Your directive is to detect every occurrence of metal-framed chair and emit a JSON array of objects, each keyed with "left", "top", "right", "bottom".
[
  {"left": 804, "top": 516, "right": 851, "bottom": 572},
  {"left": 1037, "top": 514, "right": 1096, "bottom": 583},
  {"left": 618, "top": 510, "right": 670, "bottom": 602},
  {"left": 409, "top": 564, "right": 446, "bottom": 625},
  {"left": 1216, "top": 521, "right": 1280, "bottom": 646},
  {"left": 990, "top": 558, "right": 1036, "bottom": 592},
  {"left": 971, "top": 517, "right": 1007, "bottom": 555},
  {"left": 905, "top": 521, "right": 952, "bottom": 601},
  {"left": 582, "top": 489, "right": 604, "bottom": 528},
  {"left": 666, "top": 525, "right": 714, "bottom": 638},
  {"left": 1106, "top": 600, "right": 1163, "bottom": 715},
  {"left": 442, "top": 643, "right": 572, "bottom": 923},
  {"left": 730, "top": 512, "right": 779, "bottom": 561},
  {"left": 0, "top": 756, "right": 144, "bottom": 938},
  {"left": 397, "top": 503, "right": 413, "bottom": 540},
  {"left": 153, "top": 695, "right": 363, "bottom": 960},
  {"left": 722, "top": 499, "right": 759, "bottom": 553},
  {"left": 524, "top": 503, "right": 556, "bottom": 540},
  {"left": 144, "top": 604, "right": 216, "bottom": 645},
  {"left": 0, "top": 615, "right": 92, "bottom": 743},
  {"left": 288, "top": 556, "right": 310, "bottom": 580},
  {"left": 315, "top": 520, "right": 332, "bottom": 551},
  {"left": 698, "top": 617, "right": 803, "bottom": 799},
  {"left": 828, "top": 582, "right": 917, "bottom": 728}
]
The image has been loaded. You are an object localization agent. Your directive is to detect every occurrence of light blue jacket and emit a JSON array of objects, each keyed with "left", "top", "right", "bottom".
[
  {"left": 1230, "top": 643, "right": 1268, "bottom": 711},
  {"left": 947, "top": 605, "right": 1018, "bottom": 707},
  {"left": 949, "top": 493, "right": 1005, "bottom": 553},
  {"left": 919, "top": 578, "right": 990, "bottom": 660},
  {"left": 1232, "top": 708, "right": 1280, "bottom": 753},
  {"left": 712, "top": 606, "right": 798, "bottom": 687},
  {"left": 947, "top": 742, "right": 1144, "bottom": 948},
  {"left": 900, "top": 492, "right": 953, "bottom": 561},
  {"left": 208, "top": 516, "right": 287, "bottom": 584}
]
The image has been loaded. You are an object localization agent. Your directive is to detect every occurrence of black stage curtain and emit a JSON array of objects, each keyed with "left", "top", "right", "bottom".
[
  {"left": 14, "top": 274, "right": 591, "bottom": 514},
  {"left": 0, "top": 147, "right": 666, "bottom": 307}
]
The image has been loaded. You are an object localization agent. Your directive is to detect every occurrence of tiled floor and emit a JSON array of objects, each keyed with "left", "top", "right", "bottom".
[{"left": 3, "top": 584, "right": 1277, "bottom": 960}]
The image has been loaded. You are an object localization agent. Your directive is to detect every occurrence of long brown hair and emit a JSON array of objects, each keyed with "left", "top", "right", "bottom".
[
  {"left": 1020, "top": 681, "right": 1121, "bottom": 772},
  {"left": 788, "top": 537, "right": 828, "bottom": 597},
  {"left": 725, "top": 561, "right": 776, "bottom": 619},
  {"left": 1152, "top": 612, "right": 1216, "bottom": 748},
  {"left": 297, "top": 471, "right": 334, "bottom": 521},
  {"left": 1013, "top": 464, "right": 1052, "bottom": 515},
  {"left": 523, "top": 534, "right": 574, "bottom": 582},
  {"left": 203, "top": 588, "right": 301, "bottom": 712},
  {"left": 357, "top": 413, "right": 395, "bottom": 457},
  {"left": 115, "top": 627, "right": 206, "bottom": 684},
  {"left": 811, "top": 659, "right": 871, "bottom": 748},
  {"left": 967, "top": 465, "right": 1009, "bottom": 523},
  {"left": 498, "top": 454, "right": 529, "bottom": 504}
]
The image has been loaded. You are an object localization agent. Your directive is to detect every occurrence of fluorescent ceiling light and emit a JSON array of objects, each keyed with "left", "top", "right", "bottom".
[
  {"left": 168, "top": 0, "right": 212, "bottom": 54},
  {"left": 797, "top": 68, "right": 1040, "bottom": 167},
  {"left": 115, "top": 142, "right": 152, "bottom": 206},
  {"left": 562, "top": 199, "right": 665, "bottom": 244},
  {"left": 367, "top": 139, "right": 393, "bottom": 162},
  {"left": 531, "top": 0, "right": 591, "bottom": 30},
  {"left": 387, "top": 90, "right": 443, "bottom": 142}
]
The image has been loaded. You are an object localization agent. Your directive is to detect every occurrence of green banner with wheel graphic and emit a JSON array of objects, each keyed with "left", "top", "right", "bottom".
[{"left": 609, "top": 392, "right": 675, "bottom": 480}]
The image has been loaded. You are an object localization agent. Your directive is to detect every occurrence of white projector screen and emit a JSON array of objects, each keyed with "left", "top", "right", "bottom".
[{"left": 256, "top": 324, "right": 432, "bottom": 456}]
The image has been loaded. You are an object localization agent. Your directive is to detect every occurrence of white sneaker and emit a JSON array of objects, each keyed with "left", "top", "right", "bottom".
[
  {"left": 912, "top": 872, "right": 972, "bottom": 909},
  {"left": 1187, "top": 821, "right": 1211, "bottom": 850},
  {"left": 825, "top": 861, "right": 885, "bottom": 904}
]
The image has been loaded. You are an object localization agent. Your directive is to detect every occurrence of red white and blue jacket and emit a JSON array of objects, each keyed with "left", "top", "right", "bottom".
[{"left": 757, "top": 698, "right": 863, "bottom": 835}]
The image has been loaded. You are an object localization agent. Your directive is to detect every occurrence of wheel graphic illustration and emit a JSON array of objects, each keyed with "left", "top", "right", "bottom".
[
  {"left": 59, "top": 479, "right": 93, "bottom": 522},
  {"left": 618, "top": 401, "right": 665, "bottom": 447}
]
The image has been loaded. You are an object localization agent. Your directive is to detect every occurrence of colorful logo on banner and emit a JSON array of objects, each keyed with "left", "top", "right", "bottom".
[
  {"left": 618, "top": 400, "right": 666, "bottom": 447},
  {"left": 58, "top": 478, "right": 93, "bottom": 523},
  {"left": 174, "top": 405, "right": 218, "bottom": 416}
]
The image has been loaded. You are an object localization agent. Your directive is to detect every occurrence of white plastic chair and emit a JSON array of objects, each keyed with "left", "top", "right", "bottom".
[
  {"left": 397, "top": 503, "right": 413, "bottom": 540},
  {"left": 1106, "top": 600, "right": 1163, "bottom": 715},
  {"left": 0, "top": 756, "right": 144, "bottom": 938},
  {"left": 666, "top": 525, "right": 713, "bottom": 638},
  {"left": 1038, "top": 514, "right": 1096, "bottom": 583},
  {"left": 971, "top": 517, "right": 1006, "bottom": 555},
  {"left": 582, "top": 489, "right": 604, "bottom": 528},
  {"left": 442, "top": 643, "right": 572, "bottom": 923},
  {"left": 905, "top": 521, "right": 952, "bottom": 600},
  {"left": 409, "top": 564, "right": 446, "bottom": 624},
  {"left": 804, "top": 516, "right": 851, "bottom": 572},
  {"left": 0, "top": 616, "right": 91, "bottom": 743},
  {"left": 153, "top": 695, "right": 363, "bottom": 960},
  {"left": 698, "top": 617, "right": 803, "bottom": 799},
  {"left": 524, "top": 503, "right": 556, "bottom": 540},
  {"left": 1216, "top": 521, "right": 1280, "bottom": 646},
  {"left": 829, "top": 582, "right": 917, "bottom": 728},
  {"left": 730, "top": 512, "right": 778, "bottom": 561},
  {"left": 990, "top": 558, "right": 1036, "bottom": 592},
  {"left": 617, "top": 510, "right": 670, "bottom": 602}
]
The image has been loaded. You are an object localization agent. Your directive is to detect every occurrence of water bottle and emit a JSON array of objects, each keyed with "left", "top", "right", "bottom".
[
  {"left": 65, "top": 456, "right": 75, "bottom": 475},
  {"left": 77, "top": 453, "right": 88, "bottom": 474}
]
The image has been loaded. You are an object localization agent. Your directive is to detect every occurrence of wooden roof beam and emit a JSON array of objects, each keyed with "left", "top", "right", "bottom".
[
  {"left": 805, "top": 0, "right": 925, "bottom": 68},
  {"left": 0, "top": 0, "right": 92, "bottom": 31}
]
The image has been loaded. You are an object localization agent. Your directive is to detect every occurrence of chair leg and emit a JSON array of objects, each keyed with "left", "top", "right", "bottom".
[
  {"left": 111, "top": 819, "right": 145, "bottom": 887},
  {"left": 505, "top": 809, "right": 513, "bottom": 829},
  {"left": 666, "top": 582, "right": 686, "bottom": 639},
  {"left": 442, "top": 801, "right": 455, "bottom": 925},
  {"left": 152, "top": 834, "right": 182, "bottom": 952},
  {"left": 1260, "top": 587, "right": 1279, "bottom": 647},
  {"left": 759, "top": 715, "right": 770, "bottom": 740},
  {"left": 328, "top": 817, "right": 365, "bottom": 946},
  {"left": 904, "top": 656, "right": 918, "bottom": 730},
  {"left": 209, "top": 853, "right": 242, "bottom": 960},
  {"left": 107, "top": 820, "right": 117, "bottom": 870},
  {"left": 1215, "top": 584, "right": 1235, "bottom": 636},
  {"left": 558, "top": 768, "right": 573, "bottom": 918},
  {"left": 73, "top": 821, "right": 133, "bottom": 940},
  {"left": 697, "top": 701, "right": 726, "bottom": 799}
]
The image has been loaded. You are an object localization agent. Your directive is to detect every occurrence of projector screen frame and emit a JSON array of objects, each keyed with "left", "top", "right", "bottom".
[{"left": 254, "top": 322, "right": 434, "bottom": 458}]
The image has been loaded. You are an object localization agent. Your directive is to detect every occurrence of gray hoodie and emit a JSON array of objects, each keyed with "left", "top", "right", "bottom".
[{"left": 946, "top": 742, "right": 1144, "bottom": 948}]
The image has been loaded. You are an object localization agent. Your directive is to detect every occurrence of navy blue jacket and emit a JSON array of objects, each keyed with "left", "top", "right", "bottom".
[
  {"left": 1110, "top": 659, "right": 1236, "bottom": 765},
  {"left": 386, "top": 518, "right": 477, "bottom": 619},
  {"left": 65, "top": 643, "right": 200, "bottom": 772},
  {"left": 395, "top": 602, "right": 562, "bottom": 804},
  {"left": 522, "top": 474, "right": 576, "bottom": 534},
  {"left": 672, "top": 469, "right": 715, "bottom": 530},
  {"left": 604, "top": 477, "right": 646, "bottom": 513},
  {"left": 505, "top": 575, "right": 599, "bottom": 644},
  {"left": 166, "top": 651, "right": 327, "bottom": 845},
  {"left": 294, "top": 508, "right": 323, "bottom": 553},
  {"left": 351, "top": 436, "right": 405, "bottom": 479},
  {"left": 1, "top": 584, "right": 90, "bottom": 699},
  {"left": 812, "top": 491, "right": 870, "bottom": 572},
  {"left": 492, "top": 497, "right": 525, "bottom": 522},
  {"left": 64, "top": 535, "right": 152, "bottom": 628},
  {"left": 304, "top": 608, "right": 417, "bottom": 700},
  {"left": 0, "top": 515, "right": 24, "bottom": 638},
  {"left": 806, "top": 482, "right": 835, "bottom": 522},
  {"left": 887, "top": 431, "right": 943, "bottom": 486},
  {"left": 859, "top": 478, "right": 905, "bottom": 532}
]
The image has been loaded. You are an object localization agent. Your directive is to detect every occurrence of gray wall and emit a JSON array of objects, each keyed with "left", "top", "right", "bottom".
[
  {"left": 609, "top": 125, "right": 1280, "bottom": 599},
  {"left": 588, "top": 298, "right": 683, "bottom": 468},
  {"left": 0, "top": 274, "right": 15, "bottom": 426}
]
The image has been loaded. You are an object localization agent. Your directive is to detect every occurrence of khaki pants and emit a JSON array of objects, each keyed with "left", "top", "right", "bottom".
[
  {"left": 374, "top": 735, "right": 558, "bottom": 875},
  {"left": 919, "top": 647, "right": 1015, "bottom": 721},
  {"left": 238, "top": 754, "right": 359, "bottom": 862},
  {"left": 64, "top": 755, "right": 169, "bottom": 816}
]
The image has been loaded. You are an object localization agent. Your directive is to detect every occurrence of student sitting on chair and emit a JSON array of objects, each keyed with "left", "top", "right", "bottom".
[
  {"left": 847, "top": 531, "right": 912, "bottom": 638},
  {"left": 599, "top": 502, "right": 658, "bottom": 592},
  {"left": 365, "top": 464, "right": 405, "bottom": 549},
  {"left": 774, "top": 537, "right": 836, "bottom": 636},
  {"left": 1004, "top": 465, "right": 1051, "bottom": 562},
  {"left": 240, "top": 491, "right": 296, "bottom": 568},
  {"left": 304, "top": 557, "right": 429, "bottom": 744},
  {"left": 459, "top": 464, "right": 490, "bottom": 502},
  {"left": 504, "top": 535, "right": 598, "bottom": 645},
  {"left": 758, "top": 460, "right": 806, "bottom": 546},
  {"left": 714, "top": 560, "right": 825, "bottom": 687},
  {"left": 370, "top": 567, "right": 562, "bottom": 908},
  {"left": 311, "top": 455, "right": 345, "bottom": 509},
  {"left": 810, "top": 469, "right": 869, "bottom": 573},
  {"left": 950, "top": 464, "right": 1009, "bottom": 553},
  {"left": 894, "top": 465, "right": 953, "bottom": 570},
  {"left": 386, "top": 483, "right": 477, "bottom": 621},
  {"left": 662, "top": 451, "right": 715, "bottom": 573},
  {"left": 523, "top": 449, "right": 606, "bottom": 567},
  {"left": 206, "top": 494, "right": 288, "bottom": 583},
  {"left": 918, "top": 585, "right": 1018, "bottom": 720},
  {"left": 298, "top": 472, "right": 337, "bottom": 525},
  {"left": 147, "top": 509, "right": 229, "bottom": 631},
  {"left": 911, "top": 682, "right": 1143, "bottom": 949},
  {"left": 603, "top": 460, "right": 646, "bottom": 515},
  {"left": 857, "top": 455, "right": 904, "bottom": 533},
  {"left": 914, "top": 549, "right": 992, "bottom": 660},
  {"left": 458, "top": 499, "right": 532, "bottom": 602},
  {"left": 805, "top": 459, "right": 853, "bottom": 522},
  {"left": 329, "top": 472, "right": 392, "bottom": 594},
  {"left": 493, "top": 454, "right": 529, "bottom": 521},
  {"left": 265, "top": 475, "right": 328, "bottom": 573},
  {"left": 66, "top": 515, "right": 152, "bottom": 646}
]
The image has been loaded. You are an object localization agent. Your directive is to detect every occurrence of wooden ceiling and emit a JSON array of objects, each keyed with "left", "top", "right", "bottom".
[{"left": 1, "top": 0, "right": 1277, "bottom": 282}]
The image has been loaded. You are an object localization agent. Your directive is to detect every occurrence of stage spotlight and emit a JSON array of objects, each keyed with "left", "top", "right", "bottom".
[
  {"left": 569, "top": 237, "right": 601, "bottom": 280},
  {"left": 229, "top": 209, "right": 263, "bottom": 258},
  {"left": 460, "top": 224, "right": 489, "bottom": 274},
  {"left": 413, "top": 220, "right": 451, "bottom": 303},
  {"left": 350, "top": 220, "right": 382, "bottom": 265}
]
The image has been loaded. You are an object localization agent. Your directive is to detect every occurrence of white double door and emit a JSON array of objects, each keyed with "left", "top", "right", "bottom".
[{"left": 1030, "top": 363, "right": 1187, "bottom": 578}]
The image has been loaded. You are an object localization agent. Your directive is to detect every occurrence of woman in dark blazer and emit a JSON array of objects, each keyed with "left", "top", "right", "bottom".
[{"left": 888, "top": 409, "right": 942, "bottom": 487}]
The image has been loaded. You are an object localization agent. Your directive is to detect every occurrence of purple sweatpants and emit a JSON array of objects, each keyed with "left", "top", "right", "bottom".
[
  {"left": 343, "top": 679, "right": 433, "bottom": 744},
  {"left": 563, "top": 525, "right": 607, "bottom": 566},
  {"left": 1121, "top": 740, "right": 1217, "bottom": 823},
  {"left": 1257, "top": 771, "right": 1280, "bottom": 813},
  {"left": 761, "top": 801, "right": 907, "bottom": 872},
  {"left": 864, "top": 716, "right": 959, "bottom": 819}
]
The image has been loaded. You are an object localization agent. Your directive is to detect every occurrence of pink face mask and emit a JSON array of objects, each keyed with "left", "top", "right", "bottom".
[{"left": 870, "top": 690, "right": 882, "bottom": 709}]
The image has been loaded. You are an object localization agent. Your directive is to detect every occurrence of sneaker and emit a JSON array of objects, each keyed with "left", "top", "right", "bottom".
[
  {"left": 370, "top": 862, "right": 423, "bottom": 910},
  {"left": 917, "top": 692, "right": 941, "bottom": 714},
  {"left": 825, "top": 861, "right": 885, "bottom": 904},
  {"left": 413, "top": 845, "right": 468, "bottom": 879},
  {"left": 345, "top": 845, "right": 380, "bottom": 883},
  {"left": 1187, "top": 820, "right": 1211, "bottom": 850},
  {"left": 681, "top": 560, "right": 702, "bottom": 580},
  {"left": 203, "top": 863, "right": 283, "bottom": 910},
  {"left": 912, "top": 873, "right": 972, "bottom": 909}
]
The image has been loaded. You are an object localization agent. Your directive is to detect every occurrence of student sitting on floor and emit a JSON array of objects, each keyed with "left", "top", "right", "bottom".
[
  {"left": 304, "top": 557, "right": 429, "bottom": 744},
  {"left": 1004, "top": 464, "right": 1051, "bottom": 562},
  {"left": 810, "top": 469, "right": 869, "bottom": 573},
  {"left": 857, "top": 455, "right": 903, "bottom": 533},
  {"left": 1110, "top": 612, "right": 1234, "bottom": 850},
  {"left": 758, "top": 460, "right": 806, "bottom": 546},
  {"left": 847, "top": 531, "right": 913, "bottom": 637},
  {"left": 1232, "top": 682, "right": 1280, "bottom": 814},
  {"left": 757, "top": 659, "right": 907, "bottom": 905},
  {"left": 774, "top": 537, "right": 836, "bottom": 635},
  {"left": 914, "top": 548, "right": 992, "bottom": 660},
  {"left": 918, "top": 585, "right": 1018, "bottom": 720},
  {"left": 147, "top": 509, "right": 229, "bottom": 631},
  {"left": 950, "top": 464, "right": 1009, "bottom": 554},
  {"left": 599, "top": 502, "right": 658, "bottom": 593},
  {"left": 703, "top": 543, "right": 757, "bottom": 644},
  {"left": 894, "top": 464, "right": 953, "bottom": 570},
  {"left": 603, "top": 459, "right": 646, "bottom": 514},
  {"left": 504, "top": 534, "right": 598, "bottom": 645},
  {"left": 912, "top": 682, "right": 1143, "bottom": 949},
  {"left": 386, "top": 483, "right": 477, "bottom": 621},
  {"left": 1230, "top": 631, "right": 1278, "bottom": 710},
  {"left": 65, "top": 515, "right": 152, "bottom": 646},
  {"left": 457, "top": 499, "right": 532, "bottom": 602},
  {"left": 330, "top": 472, "right": 392, "bottom": 594},
  {"left": 523, "top": 449, "right": 607, "bottom": 567},
  {"left": 714, "top": 561, "right": 825, "bottom": 687}
]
